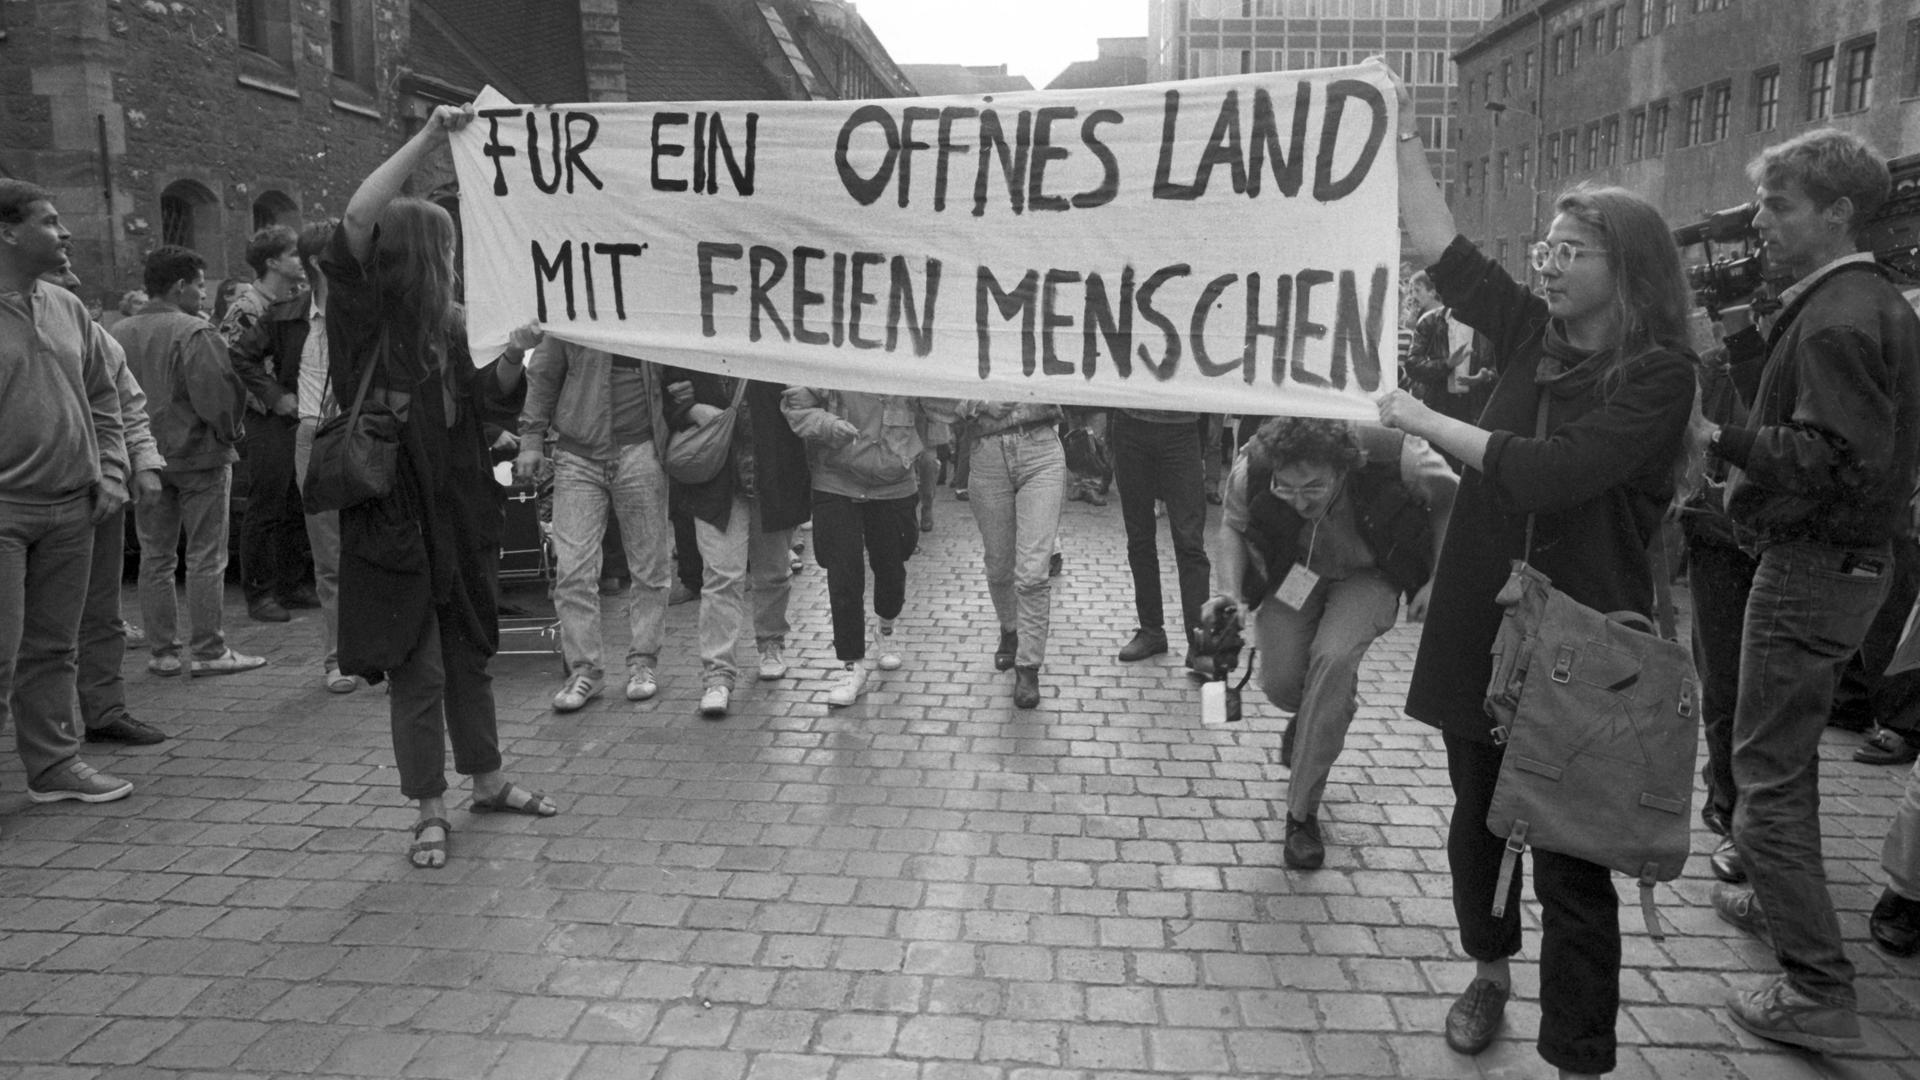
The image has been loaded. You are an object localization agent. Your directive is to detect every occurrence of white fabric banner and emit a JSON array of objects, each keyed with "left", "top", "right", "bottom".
[{"left": 451, "top": 65, "right": 1399, "bottom": 418}]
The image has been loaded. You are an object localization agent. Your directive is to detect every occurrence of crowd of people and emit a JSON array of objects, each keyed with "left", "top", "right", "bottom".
[{"left": 3, "top": 65, "right": 1920, "bottom": 1075}]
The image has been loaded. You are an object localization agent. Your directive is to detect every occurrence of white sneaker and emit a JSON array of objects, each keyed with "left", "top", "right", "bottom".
[
  {"left": 874, "top": 618, "right": 902, "bottom": 671},
  {"left": 552, "top": 671, "right": 602, "bottom": 712},
  {"left": 625, "top": 668, "right": 659, "bottom": 701},
  {"left": 757, "top": 644, "right": 789, "bottom": 680},
  {"left": 699, "top": 684, "right": 731, "bottom": 718},
  {"left": 827, "top": 662, "right": 870, "bottom": 707}
]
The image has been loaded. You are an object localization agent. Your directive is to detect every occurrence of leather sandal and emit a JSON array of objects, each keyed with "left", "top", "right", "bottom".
[
  {"left": 470, "top": 781, "right": 558, "bottom": 816},
  {"left": 409, "top": 817, "right": 451, "bottom": 869}
]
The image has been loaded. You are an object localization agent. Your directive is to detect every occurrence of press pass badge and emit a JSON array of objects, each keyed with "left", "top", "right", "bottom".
[{"left": 1275, "top": 563, "right": 1319, "bottom": 609}]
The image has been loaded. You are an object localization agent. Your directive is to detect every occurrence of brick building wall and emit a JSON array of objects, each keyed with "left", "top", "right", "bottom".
[{"left": 0, "top": 0, "right": 413, "bottom": 301}]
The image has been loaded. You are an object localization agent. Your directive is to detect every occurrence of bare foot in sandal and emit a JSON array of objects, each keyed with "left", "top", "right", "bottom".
[
  {"left": 410, "top": 797, "right": 451, "bottom": 869},
  {"left": 471, "top": 773, "right": 559, "bottom": 816}
]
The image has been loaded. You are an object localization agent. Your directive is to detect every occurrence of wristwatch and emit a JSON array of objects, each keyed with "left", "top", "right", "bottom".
[{"left": 1707, "top": 426, "right": 1725, "bottom": 459}]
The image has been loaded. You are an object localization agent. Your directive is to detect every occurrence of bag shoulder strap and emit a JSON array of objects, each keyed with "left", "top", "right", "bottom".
[{"left": 724, "top": 376, "right": 748, "bottom": 409}]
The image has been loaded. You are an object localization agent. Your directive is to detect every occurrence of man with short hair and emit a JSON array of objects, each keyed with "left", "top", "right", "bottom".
[
  {"left": 515, "top": 338, "right": 673, "bottom": 712},
  {"left": 231, "top": 220, "right": 356, "bottom": 692},
  {"left": 42, "top": 266, "right": 170, "bottom": 745},
  {"left": 0, "top": 179, "right": 135, "bottom": 801},
  {"left": 1705, "top": 128, "right": 1920, "bottom": 1053},
  {"left": 112, "top": 245, "right": 264, "bottom": 678},
  {"left": 221, "top": 224, "right": 313, "bottom": 623}
]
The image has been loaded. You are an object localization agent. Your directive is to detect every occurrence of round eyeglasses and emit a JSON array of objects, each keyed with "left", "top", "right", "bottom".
[{"left": 1528, "top": 240, "right": 1610, "bottom": 273}]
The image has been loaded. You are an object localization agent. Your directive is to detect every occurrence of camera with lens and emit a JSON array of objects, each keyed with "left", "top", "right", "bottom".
[
  {"left": 1673, "top": 201, "right": 1767, "bottom": 316},
  {"left": 1192, "top": 601, "right": 1250, "bottom": 725}
]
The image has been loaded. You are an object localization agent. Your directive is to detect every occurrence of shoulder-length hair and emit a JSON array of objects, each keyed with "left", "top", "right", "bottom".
[
  {"left": 367, "top": 197, "right": 457, "bottom": 380},
  {"left": 1552, "top": 184, "right": 1693, "bottom": 382},
  {"left": 1553, "top": 184, "right": 1704, "bottom": 504}
]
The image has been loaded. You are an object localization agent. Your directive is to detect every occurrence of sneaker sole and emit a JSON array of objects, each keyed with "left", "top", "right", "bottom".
[
  {"left": 552, "top": 694, "right": 600, "bottom": 713},
  {"left": 626, "top": 686, "right": 657, "bottom": 701},
  {"left": 191, "top": 662, "right": 267, "bottom": 677},
  {"left": 29, "top": 781, "right": 133, "bottom": 804},
  {"left": 1728, "top": 1007, "right": 1862, "bottom": 1053}
]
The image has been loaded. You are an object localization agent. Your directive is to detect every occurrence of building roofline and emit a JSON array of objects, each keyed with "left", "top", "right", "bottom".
[{"left": 1454, "top": 0, "right": 1574, "bottom": 64}]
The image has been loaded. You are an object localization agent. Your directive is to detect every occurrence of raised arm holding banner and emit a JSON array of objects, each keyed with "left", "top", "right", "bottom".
[{"left": 450, "top": 63, "right": 1399, "bottom": 419}]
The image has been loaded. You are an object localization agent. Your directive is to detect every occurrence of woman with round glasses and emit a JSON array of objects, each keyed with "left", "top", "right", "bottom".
[{"left": 1372, "top": 62, "right": 1698, "bottom": 1080}]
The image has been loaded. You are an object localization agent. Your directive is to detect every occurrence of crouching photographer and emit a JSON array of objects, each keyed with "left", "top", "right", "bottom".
[{"left": 1203, "top": 417, "right": 1456, "bottom": 870}]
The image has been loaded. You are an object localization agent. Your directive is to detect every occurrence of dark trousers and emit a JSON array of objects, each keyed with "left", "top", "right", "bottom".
[
  {"left": 1687, "top": 538, "right": 1758, "bottom": 830},
  {"left": 1444, "top": 734, "right": 1620, "bottom": 1075},
  {"left": 388, "top": 605, "right": 502, "bottom": 801},
  {"left": 77, "top": 507, "right": 131, "bottom": 729},
  {"left": 1111, "top": 412, "right": 1211, "bottom": 638},
  {"left": 1830, "top": 533, "right": 1920, "bottom": 731},
  {"left": 812, "top": 491, "right": 918, "bottom": 661},
  {"left": 241, "top": 411, "right": 308, "bottom": 603}
]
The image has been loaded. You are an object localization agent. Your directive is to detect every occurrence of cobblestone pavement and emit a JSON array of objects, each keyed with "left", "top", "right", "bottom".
[{"left": 1, "top": 494, "right": 1916, "bottom": 1080}]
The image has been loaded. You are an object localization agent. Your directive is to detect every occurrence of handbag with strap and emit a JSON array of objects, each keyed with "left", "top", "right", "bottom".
[
  {"left": 1482, "top": 393, "right": 1700, "bottom": 939},
  {"left": 303, "top": 349, "right": 403, "bottom": 514},
  {"left": 664, "top": 376, "right": 747, "bottom": 485}
]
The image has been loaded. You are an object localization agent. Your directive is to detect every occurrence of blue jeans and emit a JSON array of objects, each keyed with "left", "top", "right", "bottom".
[
  {"left": 551, "top": 444, "right": 670, "bottom": 678},
  {"left": 692, "top": 496, "right": 795, "bottom": 688},
  {"left": 77, "top": 506, "right": 131, "bottom": 728},
  {"left": 0, "top": 492, "right": 92, "bottom": 784},
  {"left": 1887, "top": 758, "right": 1920, "bottom": 902},
  {"left": 1733, "top": 539, "right": 1891, "bottom": 1008},
  {"left": 1111, "top": 412, "right": 1211, "bottom": 638},
  {"left": 135, "top": 466, "right": 232, "bottom": 661},
  {"left": 967, "top": 426, "right": 1066, "bottom": 668},
  {"left": 1254, "top": 569, "right": 1400, "bottom": 823}
]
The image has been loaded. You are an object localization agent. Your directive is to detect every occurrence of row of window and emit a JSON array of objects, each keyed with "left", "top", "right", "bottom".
[
  {"left": 237, "top": 0, "right": 376, "bottom": 88},
  {"left": 1188, "top": 46, "right": 1455, "bottom": 83},
  {"left": 1470, "top": 0, "right": 1740, "bottom": 111},
  {"left": 1461, "top": 37, "right": 1880, "bottom": 199},
  {"left": 1186, "top": 0, "right": 1490, "bottom": 19}
]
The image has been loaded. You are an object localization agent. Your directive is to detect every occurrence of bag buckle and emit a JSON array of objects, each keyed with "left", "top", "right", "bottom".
[
  {"left": 1551, "top": 644, "right": 1575, "bottom": 683},
  {"left": 1488, "top": 724, "right": 1509, "bottom": 745}
]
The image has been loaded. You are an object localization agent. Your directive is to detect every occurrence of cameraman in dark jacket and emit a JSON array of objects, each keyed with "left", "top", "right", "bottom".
[
  {"left": 1703, "top": 128, "right": 1920, "bottom": 1053},
  {"left": 1201, "top": 418, "right": 1454, "bottom": 871}
]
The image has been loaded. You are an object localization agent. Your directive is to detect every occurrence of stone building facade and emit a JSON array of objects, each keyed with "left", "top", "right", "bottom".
[
  {"left": 1452, "top": 0, "right": 1918, "bottom": 281},
  {"left": 1, "top": 0, "right": 414, "bottom": 299}
]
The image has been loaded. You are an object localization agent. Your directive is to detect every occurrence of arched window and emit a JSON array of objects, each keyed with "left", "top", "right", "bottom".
[
  {"left": 252, "top": 190, "right": 300, "bottom": 231},
  {"left": 159, "top": 179, "right": 220, "bottom": 254}
]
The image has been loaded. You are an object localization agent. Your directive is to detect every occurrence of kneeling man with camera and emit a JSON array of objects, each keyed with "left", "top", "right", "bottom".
[{"left": 1204, "top": 418, "right": 1456, "bottom": 869}]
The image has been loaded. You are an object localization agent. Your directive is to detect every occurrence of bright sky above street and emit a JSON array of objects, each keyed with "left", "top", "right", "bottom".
[{"left": 849, "top": 0, "right": 1149, "bottom": 89}]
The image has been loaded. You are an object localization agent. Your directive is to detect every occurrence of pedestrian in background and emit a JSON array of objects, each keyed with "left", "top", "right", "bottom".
[
  {"left": 0, "top": 179, "right": 134, "bottom": 804},
  {"left": 112, "top": 244, "right": 263, "bottom": 679},
  {"left": 957, "top": 399, "right": 1066, "bottom": 710},
  {"left": 783, "top": 388, "right": 928, "bottom": 707}
]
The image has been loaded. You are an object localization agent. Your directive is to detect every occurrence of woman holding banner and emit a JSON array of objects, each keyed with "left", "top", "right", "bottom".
[
  {"left": 326, "top": 103, "right": 560, "bottom": 870},
  {"left": 1372, "top": 62, "right": 1697, "bottom": 1079}
]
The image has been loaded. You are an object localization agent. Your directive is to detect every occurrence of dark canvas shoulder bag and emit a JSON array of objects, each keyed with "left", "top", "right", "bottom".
[
  {"left": 303, "top": 347, "right": 403, "bottom": 514},
  {"left": 1482, "top": 393, "right": 1700, "bottom": 939},
  {"left": 665, "top": 376, "right": 747, "bottom": 485}
]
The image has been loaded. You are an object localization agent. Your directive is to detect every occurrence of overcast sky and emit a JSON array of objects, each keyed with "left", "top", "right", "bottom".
[{"left": 849, "top": 0, "right": 1149, "bottom": 89}]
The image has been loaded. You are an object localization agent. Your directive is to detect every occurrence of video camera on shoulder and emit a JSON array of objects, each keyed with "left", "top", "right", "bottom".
[{"left": 1673, "top": 201, "right": 1768, "bottom": 317}]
